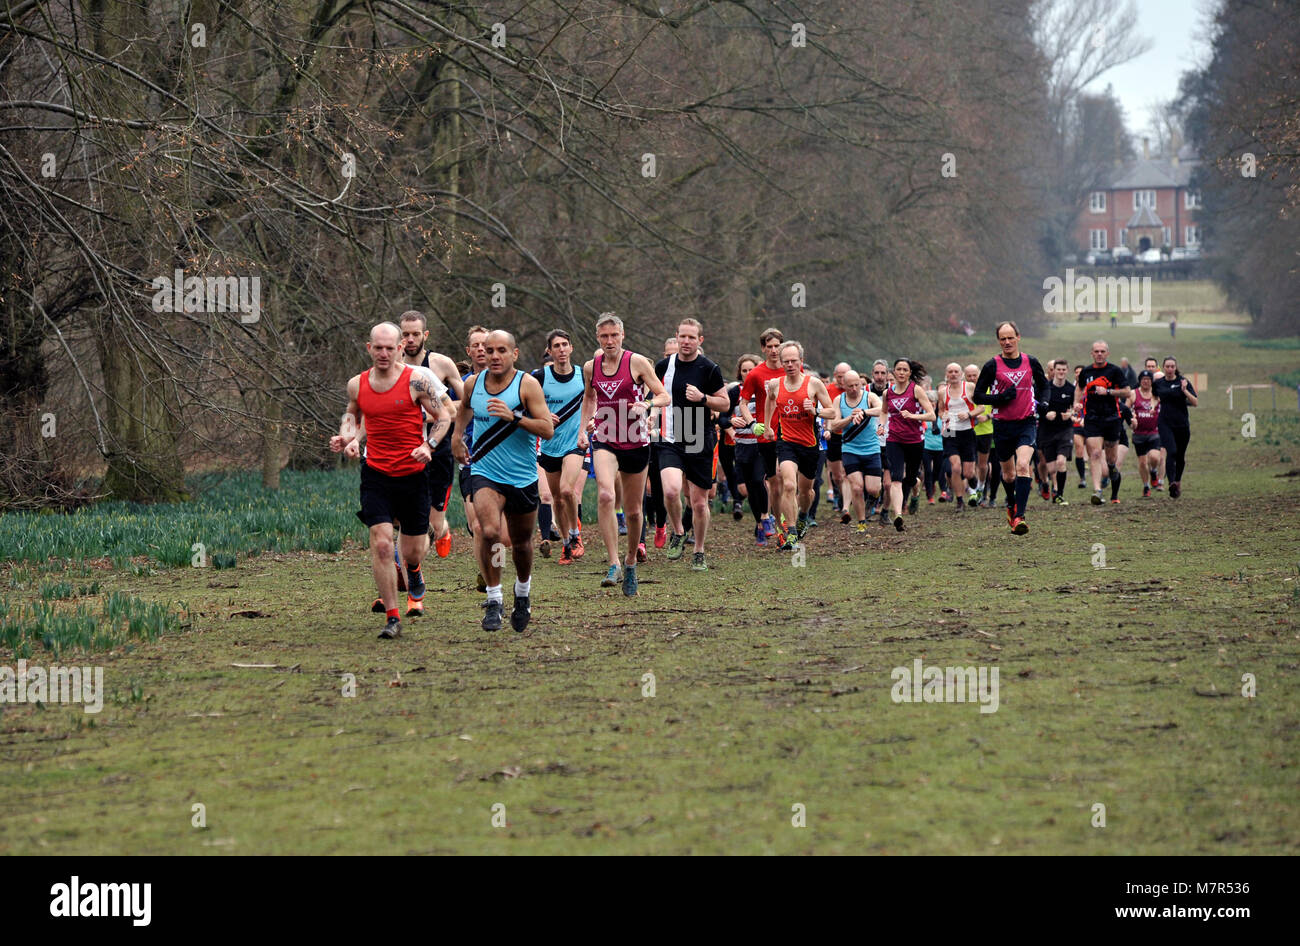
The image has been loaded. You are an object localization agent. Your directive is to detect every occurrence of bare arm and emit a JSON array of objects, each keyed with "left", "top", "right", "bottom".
[
  {"left": 451, "top": 373, "right": 477, "bottom": 465},
  {"left": 578, "top": 360, "right": 596, "bottom": 446},
  {"left": 631, "top": 354, "right": 669, "bottom": 407},
  {"left": 517, "top": 373, "right": 555, "bottom": 440},
  {"left": 329, "top": 375, "right": 363, "bottom": 458}
]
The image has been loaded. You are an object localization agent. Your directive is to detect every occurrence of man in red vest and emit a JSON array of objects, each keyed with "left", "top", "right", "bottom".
[{"left": 331, "top": 322, "right": 448, "bottom": 640}]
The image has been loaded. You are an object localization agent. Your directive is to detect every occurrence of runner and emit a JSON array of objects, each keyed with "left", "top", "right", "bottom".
[
  {"left": 657, "top": 319, "right": 729, "bottom": 569},
  {"left": 1038, "top": 358, "right": 1076, "bottom": 504},
  {"left": 1034, "top": 360, "right": 1056, "bottom": 501},
  {"left": 579, "top": 314, "right": 669, "bottom": 594},
  {"left": 451, "top": 330, "right": 554, "bottom": 632},
  {"left": 737, "top": 327, "right": 788, "bottom": 539},
  {"left": 972, "top": 321, "right": 1048, "bottom": 534},
  {"left": 459, "top": 325, "right": 492, "bottom": 590},
  {"left": 719, "top": 355, "right": 758, "bottom": 523},
  {"left": 1071, "top": 364, "right": 1088, "bottom": 489},
  {"left": 1153, "top": 356, "right": 1197, "bottom": 499},
  {"left": 869, "top": 360, "right": 894, "bottom": 520},
  {"left": 825, "top": 362, "right": 850, "bottom": 514},
  {"left": 330, "top": 322, "right": 448, "bottom": 639},
  {"left": 1129, "top": 370, "right": 1163, "bottom": 497},
  {"left": 532, "top": 330, "right": 587, "bottom": 564},
  {"left": 823, "top": 370, "right": 882, "bottom": 530},
  {"left": 881, "top": 358, "right": 936, "bottom": 532},
  {"left": 1073, "top": 340, "right": 1131, "bottom": 506},
  {"left": 939, "top": 362, "right": 978, "bottom": 510},
  {"left": 643, "top": 336, "right": 680, "bottom": 551},
  {"left": 761, "top": 341, "right": 833, "bottom": 546},
  {"left": 398, "top": 311, "right": 466, "bottom": 560},
  {"left": 729, "top": 355, "right": 770, "bottom": 544},
  {"left": 965, "top": 363, "right": 994, "bottom": 506},
  {"left": 922, "top": 413, "right": 944, "bottom": 504}
]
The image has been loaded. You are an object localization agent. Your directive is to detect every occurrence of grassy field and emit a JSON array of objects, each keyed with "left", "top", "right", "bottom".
[{"left": 2, "top": 286, "right": 1298, "bottom": 855}]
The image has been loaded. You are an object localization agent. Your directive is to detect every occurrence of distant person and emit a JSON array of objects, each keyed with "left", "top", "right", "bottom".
[
  {"left": 1119, "top": 357, "right": 1138, "bottom": 390},
  {"left": 1170, "top": 315, "right": 1177, "bottom": 339}
]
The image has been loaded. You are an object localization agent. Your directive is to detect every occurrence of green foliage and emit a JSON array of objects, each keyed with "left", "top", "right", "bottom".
[
  {"left": 0, "top": 591, "right": 182, "bottom": 659},
  {"left": 0, "top": 469, "right": 430, "bottom": 568}
]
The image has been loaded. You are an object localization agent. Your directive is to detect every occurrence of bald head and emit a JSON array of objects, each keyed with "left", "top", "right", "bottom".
[
  {"left": 370, "top": 322, "right": 401, "bottom": 345},
  {"left": 483, "top": 329, "right": 519, "bottom": 376},
  {"left": 487, "top": 329, "right": 517, "bottom": 349}
]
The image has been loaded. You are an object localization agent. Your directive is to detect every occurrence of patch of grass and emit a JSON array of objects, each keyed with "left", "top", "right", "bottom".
[{"left": 0, "top": 590, "right": 184, "bottom": 660}]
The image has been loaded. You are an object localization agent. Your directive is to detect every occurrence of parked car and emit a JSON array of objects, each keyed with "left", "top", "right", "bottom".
[
  {"left": 1087, "top": 249, "right": 1112, "bottom": 265},
  {"left": 1111, "top": 245, "right": 1134, "bottom": 264},
  {"left": 1138, "top": 248, "right": 1163, "bottom": 264}
]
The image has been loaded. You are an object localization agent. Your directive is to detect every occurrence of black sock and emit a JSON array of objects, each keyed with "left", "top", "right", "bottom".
[
  {"left": 1003, "top": 477, "right": 1016, "bottom": 507},
  {"left": 1110, "top": 467, "right": 1122, "bottom": 500},
  {"left": 1075, "top": 457, "right": 1085, "bottom": 479},
  {"left": 683, "top": 507, "right": 693, "bottom": 533},
  {"left": 1056, "top": 470, "right": 1067, "bottom": 495},
  {"left": 1015, "top": 476, "right": 1032, "bottom": 518},
  {"left": 538, "top": 503, "right": 553, "bottom": 539}
]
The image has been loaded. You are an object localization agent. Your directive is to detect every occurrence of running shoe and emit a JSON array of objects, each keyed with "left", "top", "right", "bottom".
[
  {"left": 806, "top": 518, "right": 817, "bottom": 528},
  {"left": 1142, "top": 486, "right": 1150, "bottom": 498},
  {"left": 435, "top": 530, "right": 452, "bottom": 558},
  {"left": 1169, "top": 482, "right": 1181, "bottom": 499},
  {"left": 927, "top": 496, "right": 935, "bottom": 505},
  {"left": 379, "top": 616, "right": 402, "bottom": 640},
  {"left": 371, "top": 597, "right": 385, "bottom": 614},
  {"left": 1153, "top": 479, "right": 1163, "bottom": 491},
  {"left": 481, "top": 599, "right": 503, "bottom": 631},
  {"left": 795, "top": 517, "right": 809, "bottom": 540},
  {"left": 539, "top": 538, "right": 552, "bottom": 558},
  {"left": 623, "top": 565, "right": 638, "bottom": 596},
  {"left": 733, "top": 501, "right": 744, "bottom": 521},
  {"left": 617, "top": 512, "right": 627, "bottom": 536},
  {"left": 755, "top": 525, "right": 767, "bottom": 546},
  {"left": 1076, "top": 479, "right": 1086, "bottom": 489},
  {"left": 1053, "top": 495, "right": 1068, "bottom": 506},
  {"left": 956, "top": 496, "right": 964, "bottom": 510},
  {"left": 405, "top": 594, "right": 424, "bottom": 618},
  {"left": 510, "top": 595, "right": 530, "bottom": 632},
  {"left": 691, "top": 552, "right": 708, "bottom": 572},
  {"left": 1040, "top": 484, "right": 1051, "bottom": 501},
  {"left": 571, "top": 535, "right": 585, "bottom": 559},
  {"left": 1110, "top": 498, "right": 1121, "bottom": 505},
  {"left": 666, "top": 533, "right": 685, "bottom": 560},
  {"left": 775, "top": 530, "right": 790, "bottom": 550},
  {"left": 1006, "top": 505, "right": 1015, "bottom": 527},
  {"left": 894, "top": 515, "right": 905, "bottom": 532},
  {"left": 939, "top": 491, "right": 949, "bottom": 502},
  {"left": 762, "top": 515, "right": 776, "bottom": 538},
  {"left": 558, "top": 542, "right": 574, "bottom": 564},
  {"left": 908, "top": 495, "right": 919, "bottom": 515},
  {"left": 841, "top": 511, "right": 852, "bottom": 524},
  {"left": 1011, "top": 517, "right": 1029, "bottom": 536},
  {"left": 654, "top": 525, "right": 667, "bottom": 548},
  {"left": 601, "top": 564, "right": 622, "bottom": 587},
  {"left": 1091, "top": 491, "right": 1103, "bottom": 505},
  {"left": 636, "top": 543, "right": 647, "bottom": 564},
  {"left": 1100, "top": 475, "right": 1110, "bottom": 489},
  {"left": 879, "top": 506, "right": 890, "bottom": 525},
  {"left": 683, "top": 529, "right": 694, "bottom": 548},
  {"left": 406, "top": 565, "right": 425, "bottom": 600},
  {"left": 856, "top": 521, "right": 867, "bottom": 533}
]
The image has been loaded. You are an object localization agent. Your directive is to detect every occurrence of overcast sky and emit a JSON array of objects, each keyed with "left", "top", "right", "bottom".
[{"left": 1082, "top": 0, "right": 1218, "bottom": 147}]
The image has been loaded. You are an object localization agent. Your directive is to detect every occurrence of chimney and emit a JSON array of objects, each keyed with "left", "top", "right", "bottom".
[{"left": 1142, "top": 137, "right": 1150, "bottom": 160}]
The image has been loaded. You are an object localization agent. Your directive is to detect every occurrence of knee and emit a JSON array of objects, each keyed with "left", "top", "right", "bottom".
[
  {"left": 597, "top": 486, "right": 616, "bottom": 506},
  {"left": 371, "top": 534, "right": 394, "bottom": 558}
]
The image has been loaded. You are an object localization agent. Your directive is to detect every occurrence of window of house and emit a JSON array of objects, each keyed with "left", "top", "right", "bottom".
[
  {"left": 1133, "top": 190, "right": 1156, "bottom": 210},
  {"left": 1162, "top": 227, "right": 1171, "bottom": 246},
  {"left": 1089, "top": 192, "right": 1106, "bottom": 213},
  {"left": 1184, "top": 190, "right": 1201, "bottom": 209},
  {"left": 1090, "top": 229, "right": 1108, "bottom": 251},
  {"left": 1185, "top": 225, "right": 1200, "bottom": 245}
]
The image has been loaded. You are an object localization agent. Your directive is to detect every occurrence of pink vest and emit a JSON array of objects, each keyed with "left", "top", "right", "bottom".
[
  {"left": 993, "top": 356, "right": 1035, "bottom": 422},
  {"left": 885, "top": 382, "right": 923, "bottom": 443},
  {"left": 591, "top": 350, "right": 648, "bottom": 449}
]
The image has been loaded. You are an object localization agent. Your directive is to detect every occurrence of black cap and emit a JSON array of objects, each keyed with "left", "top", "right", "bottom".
[{"left": 1138, "top": 369, "right": 1154, "bottom": 380}]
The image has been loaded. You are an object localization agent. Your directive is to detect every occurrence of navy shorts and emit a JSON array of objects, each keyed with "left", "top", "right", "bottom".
[
  {"left": 537, "top": 447, "right": 584, "bottom": 474},
  {"left": 777, "top": 440, "right": 821, "bottom": 481},
  {"left": 426, "top": 451, "right": 455, "bottom": 512},
  {"left": 1133, "top": 433, "right": 1162, "bottom": 456},
  {"left": 1083, "top": 415, "right": 1122, "bottom": 443},
  {"left": 993, "top": 418, "right": 1038, "bottom": 460},
  {"left": 942, "top": 428, "right": 976, "bottom": 464},
  {"left": 842, "top": 453, "right": 882, "bottom": 478},
  {"left": 593, "top": 441, "right": 650, "bottom": 475},
  {"left": 470, "top": 474, "right": 539, "bottom": 516}
]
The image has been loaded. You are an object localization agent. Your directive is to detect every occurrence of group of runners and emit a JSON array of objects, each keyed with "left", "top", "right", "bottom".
[{"left": 330, "top": 314, "right": 1197, "bottom": 638}]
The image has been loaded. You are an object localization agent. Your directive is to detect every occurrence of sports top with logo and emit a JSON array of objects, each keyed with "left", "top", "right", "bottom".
[
  {"left": 535, "top": 364, "right": 585, "bottom": 456},
  {"left": 990, "top": 357, "right": 1038, "bottom": 421},
  {"left": 885, "top": 381, "right": 924, "bottom": 443},
  {"left": 838, "top": 391, "right": 879, "bottom": 457},
  {"left": 655, "top": 353, "right": 724, "bottom": 450},
  {"left": 1077, "top": 362, "right": 1128, "bottom": 421},
  {"left": 1133, "top": 391, "right": 1160, "bottom": 435},
  {"left": 358, "top": 365, "right": 430, "bottom": 477},
  {"left": 774, "top": 374, "right": 817, "bottom": 447},
  {"left": 418, "top": 352, "right": 455, "bottom": 457},
  {"left": 592, "top": 349, "right": 649, "bottom": 450},
  {"left": 468, "top": 369, "right": 537, "bottom": 488}
]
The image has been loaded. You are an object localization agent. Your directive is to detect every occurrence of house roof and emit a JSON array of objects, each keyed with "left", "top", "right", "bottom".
[
  {"left": 1105, "top": 154, "right": 1199, "bottom": 190},
  {"left": 1126, "top": 205, "right": 1164, "bottom": 228}
]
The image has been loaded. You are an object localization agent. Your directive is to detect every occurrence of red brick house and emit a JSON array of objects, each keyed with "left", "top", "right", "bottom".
[{"left": 1072, "top": 141, "right": 1202, "bottom": 255}]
